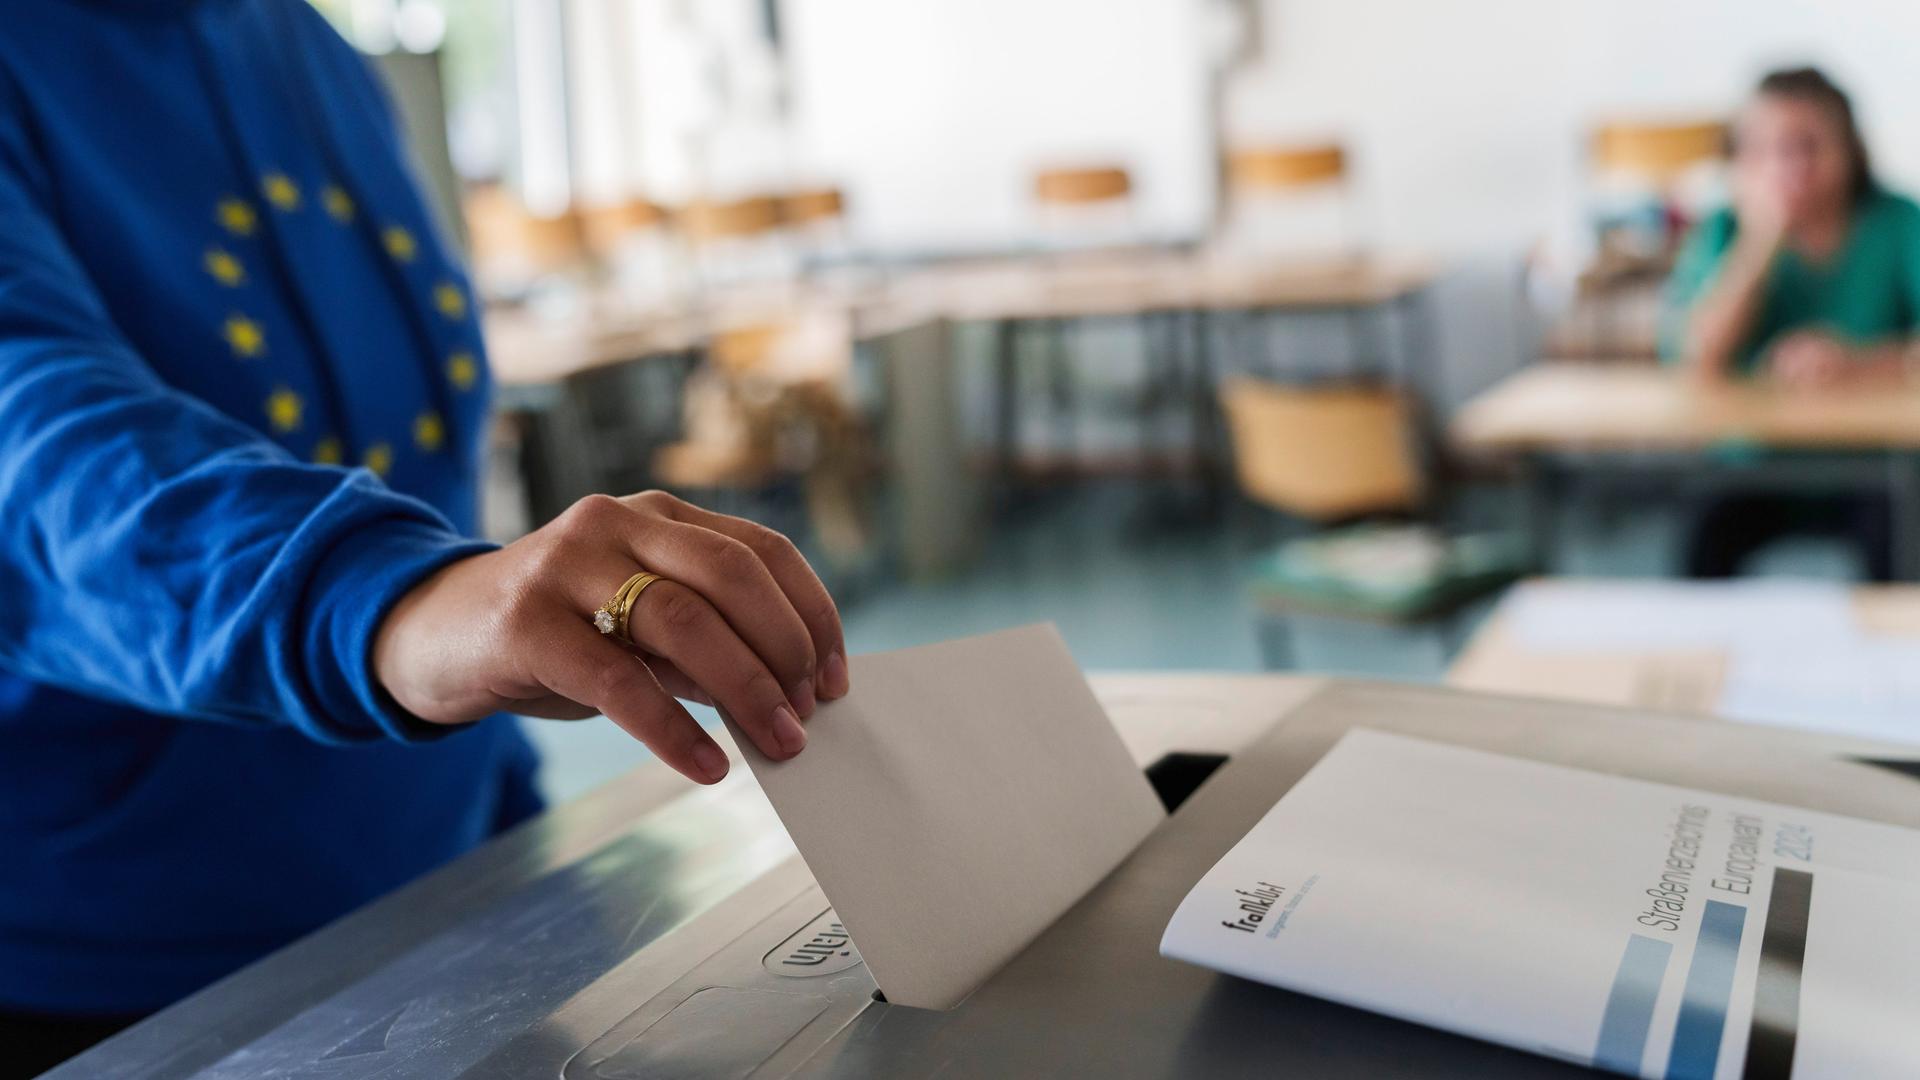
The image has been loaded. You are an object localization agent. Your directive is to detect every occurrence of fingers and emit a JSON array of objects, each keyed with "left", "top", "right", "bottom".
[
  {"left": 661, "top": 500, "right": 850, "bottom": 700},
  {"left": 624, "top": 578, "right": 809, "bottom": 762},
  {"left": 534, "top": 490, "right": 842, "bottom": 769},
  {"left": 534, "top": 616, "right": 733, "bottom": 784},
  {"left": 640, "top": 653, "right": 712, "bottom": 706},
  {"left": 614, "top": 507, "right": 821, "bottom": 714}
]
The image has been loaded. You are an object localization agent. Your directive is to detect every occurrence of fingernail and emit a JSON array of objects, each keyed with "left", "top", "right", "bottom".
[
  {"left": 820, "top": 650, "right": 850, "bottom": 699},
  {"left": 692, "top": 741, "right": 729, "bottom": 783},
  {"left": 772, "top": 705, "right": 807, "bottom": 755},
  {"left": 788, "top": 678, "right": 817, "bottom": 719}
]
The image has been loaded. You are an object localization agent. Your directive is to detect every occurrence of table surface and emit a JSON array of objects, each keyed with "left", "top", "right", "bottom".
[
  {"left": 485, "top": 252, "right": 1437, "bottom": 386},
  {"left": 1452, "top": 362, "right": 1920, "bottom": 452},
  {"left": 63, "top": 669, "right": 1920, "bottom": 1079},
  {"left": 1447, "top": 579, "right": 1920, "bottom": 719},
  {"left": 59, "top": 670, "right": 1920, "bottom": 1079}
]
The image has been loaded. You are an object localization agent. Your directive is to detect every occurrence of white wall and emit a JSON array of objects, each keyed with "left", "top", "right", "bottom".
[{"left": 782, "top": 0, "right": 1214, "bottom": 256}]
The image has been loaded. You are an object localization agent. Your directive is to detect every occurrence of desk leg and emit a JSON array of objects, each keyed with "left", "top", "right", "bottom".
[
  {"left": 1397, "top": 290, "right": 1439, "bottom": 402},
  {"left": 993, "top": 319, "right": 1020, "bottom": 495},
  {"left": 1347, "top": 303, "right": 1392, "bottom": 382},
  {"left": 1890, "top": 452, "right": 1920, "bottom": 581},
  {"left": 1189, "top": 308, "right": 1226, "bottom": 514},
  {"left": 1520, "top": 456, "right": 1562, "bottom": 574},
  {"left": 1046, "top": 317, "right": 1077, "bottom": 475}
]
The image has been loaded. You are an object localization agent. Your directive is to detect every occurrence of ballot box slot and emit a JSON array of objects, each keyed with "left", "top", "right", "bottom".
[
  {"left": 1145, "top": 752, "right": 1230, "bottom": 812},
  {"left": 1856, "top": 756, "right": 1920, "bottom": 783}
]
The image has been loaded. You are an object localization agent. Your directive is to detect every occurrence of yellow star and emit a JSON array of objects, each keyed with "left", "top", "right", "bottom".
[
  {"left": 216, "top": 198, "right": 257, "bottom": 236},
  {"left": 222, "top": 314, "right": 266, "bottom": 358},
  {"left": 262, "top": 172, "right": 301, "bottom": 211},
  {"left": 204, "top": 248, "right": 245, "bottom": 287},
  {"left": 362, "top": 441, "right": 394, "bottom": 477},
  {"left": 447, "top": 350, "right": 479, "bottom": 391},
  {"left": 321, "top": 185, "right": 355, "bottom": 223},
  {"left": 382, "top": 226, "right": 417, "bottom": 262},
  {"left": 312, "top": 436, "right": 344, "bottom": 465},
  {"left": 265, "top": 387, "right": 303, "bottom": 433},
  {"left": 432, "top": 281, "right": 467, "bottom": 320},
  {"left": 413, "top": 411, "right": 445, "bottom": 452}
]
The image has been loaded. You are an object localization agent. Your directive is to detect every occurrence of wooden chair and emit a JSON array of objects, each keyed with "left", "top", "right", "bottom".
[
  {"left": 576, "top": 197, "right": 680, "bottom": 300},
  {"left": 1014, "top": 165, "right": 1151, "bottom": 482},
  {"left": 1219, "top": 140, "right": 1361, "bottom": 256},
  {"left": 1214, "top": 141, "right": 1386, "bottom": 384},
  {"left": 577, "top": 198, "right": 669, "bottom": 258},
  {"left": 652, "top": 314, "right": 873, "bottom": 565},
  {"left": 462, "top": 184, "right": 591, "bottom": 297},
  {"left": 1225, "top": 143, "right": 1347, "bottom": 192},
  {"left": 780, "top": 187, "right": 853, "bottom": 275},
  {"left": 676, "top": 194, "right": 793, "bottom": 290},
  {"left": 780, "top": 188, "right": 847, "bottom": 229},
  {"left": 1219, "top": 376, "right": 1524, "bottom": 670},
  {"left": 1544, "top": 119, "right": 1728, "bottom": 360},
  {"left": 1218, "top": 377, "right": 1422, "bottom": 522},
  {"left": 1033, "top": 166, "right": 1132, "bottom": 207},
  {"left": 1591, "top": 120, "right": 1728, "bottom": 180}
]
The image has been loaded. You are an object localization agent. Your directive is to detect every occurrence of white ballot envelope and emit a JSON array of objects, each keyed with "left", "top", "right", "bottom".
[
  {"left": 729, "top": 624, "right": 1165, "bottom": 1009},
  {"left": 1162, "top": 729, "right": 1920, "bottom": 1079}
]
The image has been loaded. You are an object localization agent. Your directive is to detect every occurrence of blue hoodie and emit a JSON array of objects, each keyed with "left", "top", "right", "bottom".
[{"left": 0, "top": 0, "right": 541, "bottom": 1014}]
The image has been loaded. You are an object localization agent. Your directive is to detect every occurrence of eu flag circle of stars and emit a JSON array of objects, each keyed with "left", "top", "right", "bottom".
[{"left": 206, "top": 170, "right": 477, "bottom": 477}]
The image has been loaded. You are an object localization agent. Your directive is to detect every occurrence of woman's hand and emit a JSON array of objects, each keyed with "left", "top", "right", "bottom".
[
  {"left": 1767, "top": 330, "right": 1855, "bottom": 389},
  {"left": 373, "top": 491, "right": 849, "bottom": 784}
]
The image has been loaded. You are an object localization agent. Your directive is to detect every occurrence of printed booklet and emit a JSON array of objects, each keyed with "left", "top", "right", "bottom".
[{"left": 1161, "top": 730, "right": 1920, "bottom": 1079}]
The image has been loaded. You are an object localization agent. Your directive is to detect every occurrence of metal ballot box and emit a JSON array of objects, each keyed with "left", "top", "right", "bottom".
[{"left": 55, "top": 681, "right": 1920, "bottom": 1079}]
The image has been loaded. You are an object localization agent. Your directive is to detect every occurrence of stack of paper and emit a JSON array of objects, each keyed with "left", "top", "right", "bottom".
[
  {"left": 1501, "top": 580, "right": 1920, "bottom": 747},
  {"left": 1503, "top": 580, "right": 1858, "bottom": 652}
]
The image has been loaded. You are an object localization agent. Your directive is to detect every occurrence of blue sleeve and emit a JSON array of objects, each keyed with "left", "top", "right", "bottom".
[{"left": 0, "top": 73, "right": 492, "bottom": 745}]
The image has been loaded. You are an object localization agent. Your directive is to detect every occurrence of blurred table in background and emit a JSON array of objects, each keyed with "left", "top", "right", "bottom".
[
  {"left": 483, "top": 252, "right": 1439, "bottom": 533},
  {"left": 1448, "top": 579, "right": 1920, "bottom": 752},
  {"left": 486, "top": 251, "right": 1438, "bottom": 389},
  {"left": 1452, "top": 363, "right": 1920, "bottom": 579}
]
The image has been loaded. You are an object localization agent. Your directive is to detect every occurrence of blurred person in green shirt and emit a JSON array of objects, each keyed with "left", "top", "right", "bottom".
[{"left": 1663, "top": 67, "right": 1919, "bottom": 579}]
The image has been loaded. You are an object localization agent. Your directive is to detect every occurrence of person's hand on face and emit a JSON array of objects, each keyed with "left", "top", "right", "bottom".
[
  {"left": 1733, "top": 171, "right": 1796, "bottom": 247},
  {"left": 1767, "top": 330, "right": 1854, "bottom": 389},
  {"left": 373, "top": 491, "right": 850, "bottom": 784}
]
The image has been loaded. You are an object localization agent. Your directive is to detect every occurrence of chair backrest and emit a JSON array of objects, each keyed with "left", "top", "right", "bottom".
[
  {"left": 1032, "top": 166, "right": 1133, "bottom": 207},
  {"left": 1226, "top": 143, "right": 1347, "bottom": 193},
  {"left": 1218, "top": 377, "right": 1423, "bottom": 521},
  {"left": 578, "top": 198, "right": 669, "bottom": 261},
  {"left": 707, "top": 310, "right": 855, "bottom": 386},
  {"left": 462, "top": 184, "right": 589, "bottom": 282},
  {"left": 1590, "top": 120, "right": 1728, "bottom": 181},
  {"left": 679, "top": 195, "right": 786, "bottom": 243},
  {"left": 781, "top": 188, "right": 848, "bottom": 228}
]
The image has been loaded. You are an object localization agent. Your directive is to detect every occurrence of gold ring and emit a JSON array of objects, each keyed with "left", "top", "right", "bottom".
[{"left": 593, "top": 571, "right": 662, "bottom": 644}]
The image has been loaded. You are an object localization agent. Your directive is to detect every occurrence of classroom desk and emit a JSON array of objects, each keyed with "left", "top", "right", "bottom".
[
  {"left": 484, "top": 276, "right": 911, "bottom": 390},
  {"left": 56, "top": 671, "right": 1920, "bottom": 1079},
  {"left": 954, "top": 252, "right": 1439, "bottom": 491},
  {"left": 1448, "top": 578, "right": 1920, "bottom": 728},
  {"left": 485, "top": 252, "right": 1437, "bottom": 389},
  {"left": 485, "top": 252, "right": 1439, "bottom": 532},
  {"left": 1451, "top": 363, "right": 1920, "bottom": 578}
]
